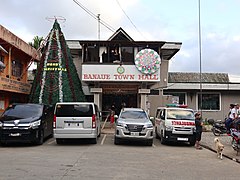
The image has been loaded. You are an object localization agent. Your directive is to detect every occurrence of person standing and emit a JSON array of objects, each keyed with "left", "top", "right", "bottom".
[
  {"left": 234, "top": 103, "right": 240, "bottom": 130},
  {"left": 195, "top": 112, "right": 203, "bottom": 150},
  {"left": 225, "top": 104, "right": 237, "bottom": 133},
  {"left": 110, "top": 104, "right": 115, "bottom": 129}
]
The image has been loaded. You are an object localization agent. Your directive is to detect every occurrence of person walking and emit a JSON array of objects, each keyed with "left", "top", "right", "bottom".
[{"left": 195, "top": 112, "right": 203, "bottom": 150}]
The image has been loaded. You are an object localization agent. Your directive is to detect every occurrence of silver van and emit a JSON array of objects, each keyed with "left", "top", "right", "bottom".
[{"left": 53, "top": 102, "right": 101, "bottom": 144}]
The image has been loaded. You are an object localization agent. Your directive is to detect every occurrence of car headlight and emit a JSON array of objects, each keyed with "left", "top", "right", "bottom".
[
  {"left": 116, "top": 121, "right": 126, "bottom": 127},
  {"left": 30, "top": 120, "right": 41, "bottom": 129},
  {"left": 165, "top": 125, "right": 173, "bottom": 131},
  {"left": 193, "top": 127, "right": 196, "bottom": 132},
  {"left": 144, "top": 123, "right": 153, "bottom": 128}
]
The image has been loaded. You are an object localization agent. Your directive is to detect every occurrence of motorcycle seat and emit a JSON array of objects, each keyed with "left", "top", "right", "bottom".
[
  {"left": 216, "top": 119, "right": 223, "bottom": 123},
  {"left": 232, "top": 131, "right": 240, "bottom": 138}
]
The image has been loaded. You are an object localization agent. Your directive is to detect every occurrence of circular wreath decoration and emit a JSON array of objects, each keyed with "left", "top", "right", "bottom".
[{"left": 134, "top": 48, "right": 161, "bottom": 75}]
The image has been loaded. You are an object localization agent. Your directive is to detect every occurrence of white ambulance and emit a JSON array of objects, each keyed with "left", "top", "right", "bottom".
[{"left": 155, "top": 104, "right": 196, "bottom": 146}]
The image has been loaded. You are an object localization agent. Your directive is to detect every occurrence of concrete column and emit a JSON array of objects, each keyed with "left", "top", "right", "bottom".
[
  {"left": 138, "top": 89, "right": 150, "bottom": 111},
  {"left": 90, "top": 88, "right": 102, "bottom": 111},
  {"left": 8, "top": 47, "right": 11, "bottom": 77}
]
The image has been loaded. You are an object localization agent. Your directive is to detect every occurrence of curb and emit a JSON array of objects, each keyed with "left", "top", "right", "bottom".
[{"left": 200, "top": 144, "right": 240, "bottom": 164}]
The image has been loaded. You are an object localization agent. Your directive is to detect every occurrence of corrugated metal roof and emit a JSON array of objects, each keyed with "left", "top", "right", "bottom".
[{"left": 168, "top": 72, "right": 229, "bottom": 83}]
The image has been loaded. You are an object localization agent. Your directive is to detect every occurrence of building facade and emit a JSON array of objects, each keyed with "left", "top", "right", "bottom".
[
  {"left": 67, "top": 27, "right": 181, "bottom": 116},
  {"left": 67, "top": 28, "right": 240, "bottom": 121},
  {"left": 163, "top": 72, "right": 240, "bottom": 121},
  {"left": 0, "top": 25, "right": 39, "bottom": 114}
]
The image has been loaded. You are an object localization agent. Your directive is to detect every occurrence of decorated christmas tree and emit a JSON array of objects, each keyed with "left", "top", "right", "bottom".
[{"left": 29, "top": 20, "right": 85, "bottom": 105}]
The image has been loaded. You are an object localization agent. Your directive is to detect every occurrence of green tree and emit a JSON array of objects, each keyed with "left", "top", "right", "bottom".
[
  {"left": 29, "top": 36, "right": 44, "bottom": 50},
  {"left": 29, "top": 36, "right": 44, "bottom": 68}
]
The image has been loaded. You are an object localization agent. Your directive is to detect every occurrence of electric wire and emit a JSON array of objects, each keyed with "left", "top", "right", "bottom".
[
  {"left": 73, "top": 0, "right": 115, "bottom": 33},
  {"left": 115, "top": 0, "right": 147, "bottom": 40}
]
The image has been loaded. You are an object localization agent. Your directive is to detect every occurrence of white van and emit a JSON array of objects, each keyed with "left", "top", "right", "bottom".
[
  {"left": 155, "top": 104, "right": 196, "bottom": 146},
  {"left": 53, "top": 102, "right": 101, "bottom": 144}
]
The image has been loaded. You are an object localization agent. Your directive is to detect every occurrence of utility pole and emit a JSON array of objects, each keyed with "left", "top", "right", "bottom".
[
  {"left": 97, "top": 14, "right": 100, "bottom": 40},
  {"left": 198, "top": 0, "right": 203, "bottom": 114}
]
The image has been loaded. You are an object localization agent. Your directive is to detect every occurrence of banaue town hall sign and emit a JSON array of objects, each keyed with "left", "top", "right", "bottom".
[{"left": 82, "top": 49, "right": 161, "bottom": 82}]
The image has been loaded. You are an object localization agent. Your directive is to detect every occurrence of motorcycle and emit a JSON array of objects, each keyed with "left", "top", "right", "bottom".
[
  {"left": 207, "top": 119, "right": 227, "bottom": 136},
  {"left": 230, "top": 128, "right": 240, "bottom": 155}
]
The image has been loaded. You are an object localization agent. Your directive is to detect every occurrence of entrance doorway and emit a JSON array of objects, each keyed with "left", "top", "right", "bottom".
[{"left": 102, "top": 93, "right": 137, "bottom": 115}]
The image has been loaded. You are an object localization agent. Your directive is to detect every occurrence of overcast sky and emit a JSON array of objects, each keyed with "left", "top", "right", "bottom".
[{"left": 1, "top": 0, "right": 240, "bottom": 76}]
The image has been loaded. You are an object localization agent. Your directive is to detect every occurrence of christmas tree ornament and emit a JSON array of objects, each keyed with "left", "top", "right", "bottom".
[{"left": 29, "top": 19, "right": 85, "bottom": 105}]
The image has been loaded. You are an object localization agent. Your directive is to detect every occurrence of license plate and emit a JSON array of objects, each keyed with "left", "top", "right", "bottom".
[
  {"left": 131, "top": 132, "right": 139, "bottom": 136},
  {"left": 9, "top": 133, "right": 21, "bottom": 137},
  {"left": 65, "top": 123, "right": 83, "bottom": 128},
  {"left": 177, "top": 137, "right": 188, "bottom": 141}
]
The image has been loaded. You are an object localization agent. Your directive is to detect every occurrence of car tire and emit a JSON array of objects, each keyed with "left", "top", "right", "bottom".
[
  {"left": 160, "top": 131, "right": 166, "bottom": 145},
  {"left": 146, "top": 139, "right": 153, "bottom": 146},
  {"left": 212, "top": 128, "right": 221, "bottom": 136},
  {"left": 92, "top": 137, "right": 97, "bottom": 144},
  {"left": 0, "top": 141, "right": 7, "bottom": 146},
  {"left": 155, "top": 127, "right": 160, "bottom": 139},
  {"left": 56, "top": 138, "right": 64, "bottom": 144},
  {"left": 97, "top": 128, "right": 101, "bottom": 137},
  {"left": 189, "top": 137, "right": 196, "bottom": 146},
  {"left": 35, "top": 129, "right": 44, "bottom": 145},
  {"left": 114, "top": 136, "right": 121, "bottom": 145}
]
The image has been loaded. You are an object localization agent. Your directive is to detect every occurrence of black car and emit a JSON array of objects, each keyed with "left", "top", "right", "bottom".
[{"left": 0, "top": 103, "right": 54, "bottom": 145}]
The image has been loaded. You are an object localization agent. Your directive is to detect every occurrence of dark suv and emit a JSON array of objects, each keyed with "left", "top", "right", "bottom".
[{"left": 0, "top": 103, "right": 54, "bottom": 145}]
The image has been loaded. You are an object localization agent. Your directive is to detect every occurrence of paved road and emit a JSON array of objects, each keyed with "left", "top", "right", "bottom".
[
  {"left": 201, "top": 131, "right": 240, "bottom": 162},
  {"left": 103, "top": 125, "right": 240, "bottom": 163},
  {"left": 0, "top": 131, "right": 239, "bottom": 180}
]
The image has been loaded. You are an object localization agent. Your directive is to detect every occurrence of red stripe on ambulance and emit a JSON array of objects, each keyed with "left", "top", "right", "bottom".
[{"left": 172, "top": 121, "right": 195, "bottom": 126}]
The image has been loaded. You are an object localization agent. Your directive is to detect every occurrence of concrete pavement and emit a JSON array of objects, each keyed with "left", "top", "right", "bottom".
[
  {"left": 101, "top": 122, "right": 240, "bottom": 163},
  {"left": 200, "top": 131, "right": 240, "bottom": 163}
]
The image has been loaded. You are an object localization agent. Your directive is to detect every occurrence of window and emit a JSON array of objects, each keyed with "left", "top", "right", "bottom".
[
  {"left": 0, "top": 54, "right": 4, "bottom": 72},
  {"left": 120, "top": 110, "right": 148, "bottom": 119},
  {"left": 4, "top": 104, "right": 42, "bottom": 118},
  {"left": 0, "top": 54, "right": 4, "bottom": 62},
  {"left": 156, "top": 109, "right": 165, "bottom": 119},
  {"left": 121, "top": 47, "right": 133, "bottom": 63},
  {"left": 197, "top": 93, "right": 220, "bottom": 110},
  {"left": 55, "top": 104, "right": 93, "bottom": 117},
  {"left": 12, "top": 60, "right": 23, "bottom": 77},
  {"left": 85, "top": 46, "right": 99, "bottom": 62},
  {"left": 163, "top": 92, "right": 186, "bottom": 104},
  {"left": 166, "top": 109, "right": 194, "bottom": 120},
  {"left": 150, "top": 89, "right": 159, "bottom": 95}
]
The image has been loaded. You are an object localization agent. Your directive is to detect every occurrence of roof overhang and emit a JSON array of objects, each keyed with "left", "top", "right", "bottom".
[
  {"left": 0, "top": 25, "right": 40, "bottom": 61},
  {"left": 67, "top": 40, "right": 82, "bottom": 49},
  {"left": 161, "top": 42, "right": 182, "bottom": 60}
]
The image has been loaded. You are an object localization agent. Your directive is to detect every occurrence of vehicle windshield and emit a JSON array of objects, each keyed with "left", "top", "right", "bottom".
[
  {"left": 2, "top": 104, "right": 42, "bottom": 119},
  {"left": 120, "top": 111, "right": 148, "bottom": 119},
  {"left": 167, "top": 109, "right": 194, "bottom": 120}
]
